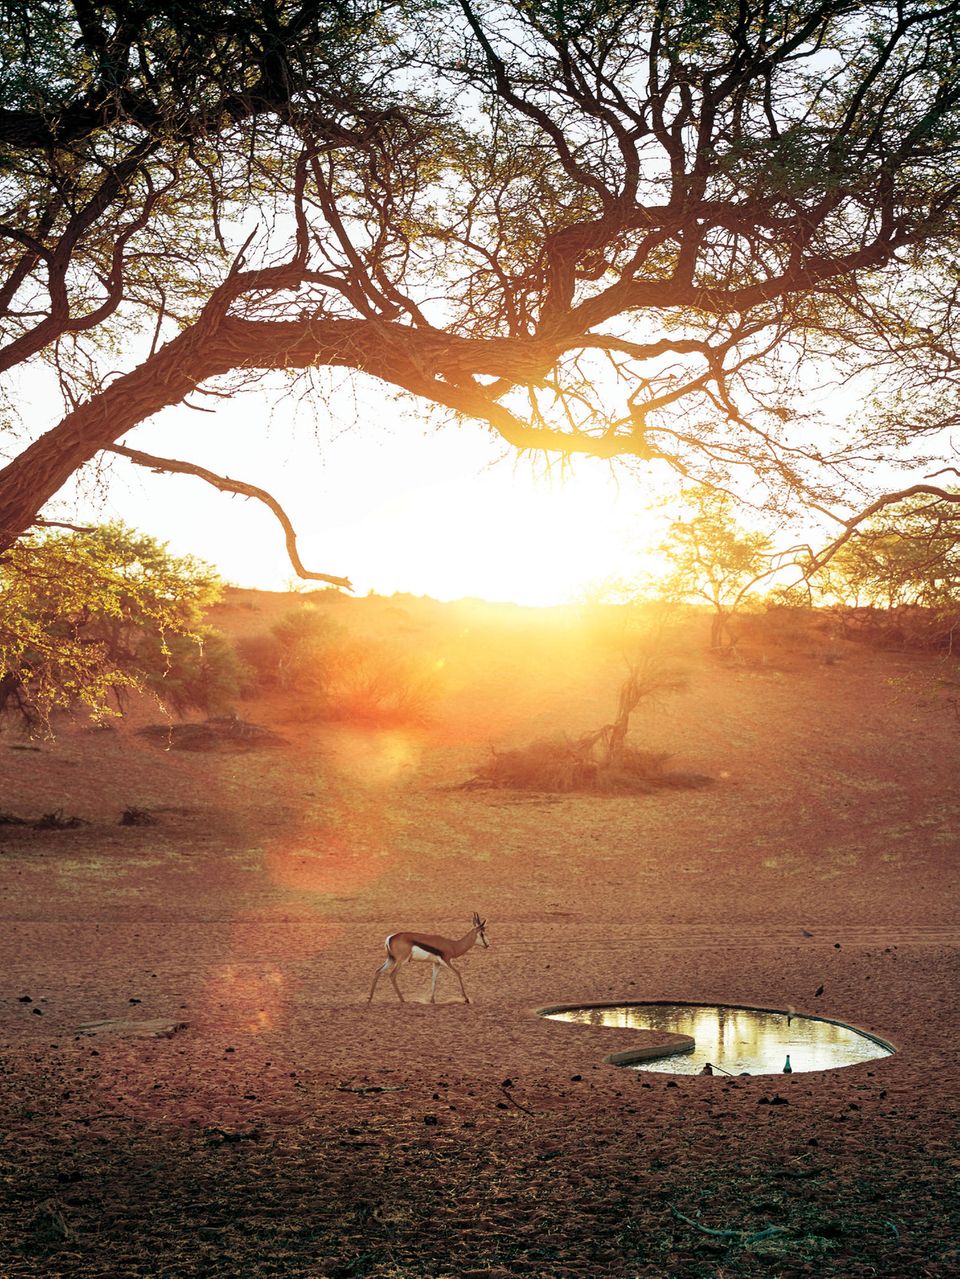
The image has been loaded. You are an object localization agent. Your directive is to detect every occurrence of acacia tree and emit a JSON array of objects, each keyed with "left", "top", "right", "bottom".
[
  {"left": 0, "top": 523, "right": 227, "bottom": 727},
  {"left": 4, "top": 2, "right": 960, "bottom": 578},
  {"left": 817, "top": 493, "right": 960, "bottom": 608},
  {"left": 660, "top": 488, "right": 773, "bottom": 647}
]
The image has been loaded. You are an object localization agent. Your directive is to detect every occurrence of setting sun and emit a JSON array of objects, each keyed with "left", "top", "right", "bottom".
[{"left": 73, "top": 387, "right": 675, "bottom": 605}]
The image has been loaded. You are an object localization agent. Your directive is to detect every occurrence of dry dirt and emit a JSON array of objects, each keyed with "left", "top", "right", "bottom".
[{"left": 1, "top": 591, "right": 958, "bottom": 1278}]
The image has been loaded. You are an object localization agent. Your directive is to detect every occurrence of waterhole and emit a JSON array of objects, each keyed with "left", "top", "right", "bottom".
[{"left": 539, "top": 1002, "right": 895, "bottom": 1075}]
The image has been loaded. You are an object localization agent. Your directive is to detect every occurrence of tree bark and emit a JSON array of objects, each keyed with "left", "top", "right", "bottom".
[
  {"left": 0, "top": 314, "right": 607, "bottom": 552},
  {"left": 0, "top": 324, "right": 223, "bottom": 550}
]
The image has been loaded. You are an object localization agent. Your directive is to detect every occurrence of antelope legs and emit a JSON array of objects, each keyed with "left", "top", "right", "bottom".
[
  {"left": 368, "top": 958, "right": 405, "bottom": 1003},
  {"left": 444, "top": 960, "right": 470, "bottom": 1004},
  {"left": 369, "top": 958, "right": 470, "bottom": 1004}
]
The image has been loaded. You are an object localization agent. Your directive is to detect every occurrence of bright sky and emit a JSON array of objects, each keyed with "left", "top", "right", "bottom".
[{"left": 38, "top": 372, "right": 676, "bottom": 606}]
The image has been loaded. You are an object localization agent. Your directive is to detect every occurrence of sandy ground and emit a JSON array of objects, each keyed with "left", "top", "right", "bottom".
[{"left": 1, "top": 594, "right": 958, "bottom": 1277}]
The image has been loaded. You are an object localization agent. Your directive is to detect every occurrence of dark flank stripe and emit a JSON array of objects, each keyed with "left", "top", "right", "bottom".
[
  {"left": 411, "top": 940, "right": 445, "bottom": 958},
  {"left": 386, "top": 936, "right": 445, "bottom": 959}
]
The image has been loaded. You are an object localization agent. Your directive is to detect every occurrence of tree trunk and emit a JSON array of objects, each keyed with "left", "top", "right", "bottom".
[
  {"left": 598, "top": 669, "right": 640, "bottom": 767},
  {"left": 0, "top": 325, "right": 220, "bottom": 551}
]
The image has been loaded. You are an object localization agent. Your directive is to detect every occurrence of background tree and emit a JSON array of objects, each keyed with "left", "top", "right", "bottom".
[
  {"left": 0, "top": 523, "right": 231, "bottom": 728},
  {"left": 816, "top": 494, "right": 960, "bottom": 610},
  {"left": 585, "top": 604, "right": 687, "bottom": 767},
  {"left": 660, "top": 489, "right": 773, "bottom": 648},
  {"left": 3, "top": 3, "right": 960, "bottom": 573},
  {"left": 809, "top": 492, "right": 960, "bottom": 651},
  {"left": 477, "top": 603, "right": 692, "bottom": 791}
]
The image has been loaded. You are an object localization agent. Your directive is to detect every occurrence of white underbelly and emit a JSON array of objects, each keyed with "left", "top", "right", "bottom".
[{"left": 410, "top": 945, "right": 442, "bottom": 963}]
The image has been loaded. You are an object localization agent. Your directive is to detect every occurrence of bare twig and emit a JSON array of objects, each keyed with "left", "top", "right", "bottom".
[
  {"left": 670, "top": 1205, "right": 788, "bottom": 1245},
  {"left": 496, "top": 1084, "right": 535, "bottom": 1117},
  {"left": 107, "top": 443, "right": 352, "bottom": 589},
  {"left": 31, "top": 518, "right": 96, "bottom": 533}
]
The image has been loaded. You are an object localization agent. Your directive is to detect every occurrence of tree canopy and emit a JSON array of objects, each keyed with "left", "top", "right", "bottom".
[
  {"left": 3, "top": 1, "right": 960, "bottom": 578},
  {"left": 818, "top": 492, "right": 960, "bottom": 607},
  {"left": 0, "top": 522, "right": 226, "bottom": 727},
  {"left": 660, "top": 487, "right": 773, "bottom": 646}
]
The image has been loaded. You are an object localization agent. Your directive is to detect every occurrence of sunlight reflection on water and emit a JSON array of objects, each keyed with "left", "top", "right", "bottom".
[{"left": 544, "top": 1003, "right": 894, "bottom": 1075}]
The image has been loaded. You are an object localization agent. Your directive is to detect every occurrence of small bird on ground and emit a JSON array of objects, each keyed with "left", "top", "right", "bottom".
[
  {"left": 783, "top": 1055, "right": 793, "bottom": 1073},
  {"left": 815, "top": 984, "right": 824, "bottom": 997}
]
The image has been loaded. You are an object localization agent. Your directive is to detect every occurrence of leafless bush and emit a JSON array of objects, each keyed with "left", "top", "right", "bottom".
[
  {"left": 473, "top": 736, "right": 708, "bottom": 794},
  {"left": 33, "top": 810, "right": 87, "bottom": 829},
  {"left": 118, "top": 808, "right": 157, "bottom": 826}
]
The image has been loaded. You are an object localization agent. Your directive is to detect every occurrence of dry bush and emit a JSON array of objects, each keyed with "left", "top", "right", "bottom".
[
  {"left": 477, "top": 737, "right": 603, "bottom": 792},
  {"left": 835, "top": 605, "right": 960, "bottom": 654},
  {"left": 323, "top": 645, "right": 439, "bottom": 726},
  {"left": 474, "top": 737, "right": 708, "bottom": 794},
  {"left": 238, "top": 606, "right": 439, "bottom": 725},
  {"left": 236, "top": 608, "right": 343, "bottom": 697}
]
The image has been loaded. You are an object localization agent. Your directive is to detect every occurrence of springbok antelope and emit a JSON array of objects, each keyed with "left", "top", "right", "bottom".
[{"left": 367, "top": 913, "right": 488, "bottom": 1004}]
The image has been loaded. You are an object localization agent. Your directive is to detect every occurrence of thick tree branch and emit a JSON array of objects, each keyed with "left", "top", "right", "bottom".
[{"left": 807, "top": 485, "right": 960, "bottom": 575}]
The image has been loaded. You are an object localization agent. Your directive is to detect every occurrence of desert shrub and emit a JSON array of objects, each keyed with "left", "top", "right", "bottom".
[
  {"left": 474, "top": 737, "right": 706, "bottom": 794},
  {"left": 238, "top": 606, "right": 439, "bottom": 724},
  {"left": 833, "top": 604, "right": 960, "bottom": 654},
  {"left": 478, "top": 737, "right": 602, "bottom": 792},
  {"left": 234, "top": 631, "right": 286, "bottom": 685},
  {"left": 237, "top": 607, "right": 344, "bottom": 699},
  {"left": 323, "top": 644, "right": 439, "bottom": 725}
]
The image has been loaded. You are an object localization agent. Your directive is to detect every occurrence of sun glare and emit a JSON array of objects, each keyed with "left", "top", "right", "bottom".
[{"left": 76, "top": 388, "right": 675, "bottom": 605}]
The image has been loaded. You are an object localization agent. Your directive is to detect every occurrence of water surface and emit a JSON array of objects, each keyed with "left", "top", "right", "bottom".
[{"left": 543, "top": 1002, "right": 894, "bottom": 1075}]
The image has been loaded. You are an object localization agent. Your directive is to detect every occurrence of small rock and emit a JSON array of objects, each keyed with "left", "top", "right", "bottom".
[
  {"left": 17, "top": 995, "right": 32, "bottom": 1003},
  {"left": 423, "top": 1114, "right": 439, "bottom": 1125}
]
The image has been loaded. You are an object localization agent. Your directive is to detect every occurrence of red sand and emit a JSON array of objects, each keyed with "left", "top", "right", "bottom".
[{"left": 1, "top": 593, "right": 958, "bottom": 1277}]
